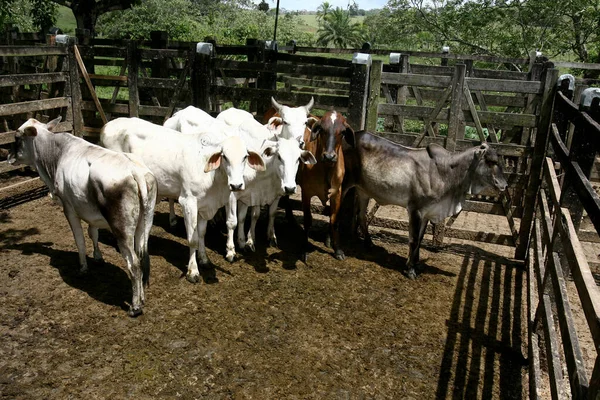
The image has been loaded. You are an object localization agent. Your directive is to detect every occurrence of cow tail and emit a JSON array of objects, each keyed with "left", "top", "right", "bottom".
[{"left": 132, "top": 167, "right": 157, "bottom": 287}]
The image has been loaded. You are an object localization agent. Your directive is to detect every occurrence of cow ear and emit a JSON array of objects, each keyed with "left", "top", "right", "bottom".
[
  {"left": 247, "top": 151, "right": 266, "bottom": 171},
  {"left": 46, "top": 116, "right": 62, "bottom": 132},
  {"left": 310, "top": 122, "right": 321, "bottom": 142},
  {"left": 343, "top": 123, "right": 355, "bottom": 147},
  {"left": 262, "top": 145, "right": 277, "bottom": 158},
  {"left": 305, "top": 116, "right": 319, "bottom": 129},
  {"left": 267, "top": 117, "right": 282, "bottom": 132},
  {"left": 23, "top": 126, "right": 38, "bottom": 137},
  {"left": 204, "top": 152, "right": 222, "bottom": 172},
  {"left": 300, "top": 150, "right": 317, "bottom": 165}
]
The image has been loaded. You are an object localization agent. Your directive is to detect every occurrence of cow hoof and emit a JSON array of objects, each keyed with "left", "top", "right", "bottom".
[
  {"left": 269, "top": 238, "right": 278, "bottom": 248},
  {"left": 245, "top": 242, "right": 256, "bottom": 252},
  {"left": 225, "top": 252, "right": 236, "bottom": 263},
  {"left": 406, "top": 269, "right": 417, "bottom": 280},
  {"left": 301, "top": 252, "right": 308, "bottom": 263},
  {"left": 78, "top": 265, "right": 89, "bottom": 275},
  {"left": 186, "top": 273, "right": 200, "bottom": 284},
  {"left": 334, "top": 250, "right": 345, "bottom": 261},
  {"left": 128, "top": 306, "right": 143, "bottom": 318}
]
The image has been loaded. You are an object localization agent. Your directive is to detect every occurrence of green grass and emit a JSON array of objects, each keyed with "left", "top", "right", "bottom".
[{"left": 56, "top": 5, "right": 77, "bottom": 34}]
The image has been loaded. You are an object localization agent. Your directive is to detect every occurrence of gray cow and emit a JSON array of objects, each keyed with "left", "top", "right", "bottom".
[
  {"left": 8, "top": 117, "right": 158, "bottom": 316},
  {"left": 342, "top": 132, "right": 508, "bottom": 279}
]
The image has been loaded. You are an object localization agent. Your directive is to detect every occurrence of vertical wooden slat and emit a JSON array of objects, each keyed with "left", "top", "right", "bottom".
[
  {"left": 365, "top": 60, "right": 382, "bottom": 132},
  {"left": 445, "top": 64, "right": 466, "bottom": 152},
  {"left": 66, "top": 38, "right": 83, "bottom": 136},
  {"left": 127, "top": 40, "right": 140, "bottom": 118},
  {"left": 347, "top": 62, "right": 370, "bottom": 131},
  {"left": 515, "top": 67, "right": 559, "bottom": 259}
]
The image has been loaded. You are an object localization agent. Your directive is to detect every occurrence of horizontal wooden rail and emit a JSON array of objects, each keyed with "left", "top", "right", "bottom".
[
  {"left": 0, "top": 72, "right": 67, "bottom": 87},
  {"left": 0, "top": 97, "right": 70, "bottom": 117},
  {"left": 0, "top": 46, "right": 67, "bottom": 56}
]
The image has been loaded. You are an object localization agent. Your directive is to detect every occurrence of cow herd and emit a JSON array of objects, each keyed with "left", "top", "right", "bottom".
[{"left": 7, "top": 97, "right": 508, "bottom": 316}]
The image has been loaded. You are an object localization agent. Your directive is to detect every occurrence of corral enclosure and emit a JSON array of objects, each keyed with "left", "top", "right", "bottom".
[{"left": 2, "top": 28, "right": 600, "bottom": 398}]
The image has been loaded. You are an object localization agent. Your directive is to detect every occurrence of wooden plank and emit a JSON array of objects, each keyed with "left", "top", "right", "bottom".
[
  {"left": 78, "top": 46, "right": 126, "bottom": 58},
  {"left": 516, "top": 68, "right": 559, "bottom": 259},
  {"left": 414, "top": 88, "right": 527, "bottom": 108},
  {"left": 88, "top": 74, "right": 128, "bottom": 82},
  {"left": 0, "top": 121, "right": 73, "bottom": 145},
  {"left": 412, "top": 86, "right": 451, "bottom": 147},
  {"left": 163, "top": 57, "right": 191, "bottom": 122},
  {"left": 0, "top": 46, "right": 67, "bottom": 56},
  {"left": 559, "top": 208, "right": 600, "bottom": 350},
  {"left": 0, "top": 72, "right": 67, "bottom": 88},
  {"left": 127, "top": 40, "right": 140, "bottom": 118},
  {"left": 543, "top": 157, "right": 562, "bottom": 207},
  {"left": 548, "top": 251, "right": 590, "bottom": 398},
  {"left": 0, "top": 97, "right": 70, "bottom": 117},
  {"left": 466, "top": 77, "right": 542, "bottom": 94},
  {"left": 529, "top": 221, "right": 544, "bottom": 399},
  {"left": 409, "top": 64, "right": 454, "bottom": 76},
  {"left": 276, "top": 52, "right": 352, "bottom": 67},
  {"left": 214, "top": 59, "right": 353, "bottom": 78},
  {"left": 213, "top": 86, "right": 349, "bottom": 109},
  {"left": 446, "top": 64, "right": 466, "bottom": 152},
  {"left": 278, "top": 76, "right": 350, "bottom": 90},
  {"left": 462, "top": 81, "right": 487, "bottom": 142},
  {"left": 73, "top": 45, "right": 107, "bottom": 125},
  {"left": 381, "top": 72, "right": 452, "bottom": 88},
  {"left": 472, "top": 68, "right": 528, "bottom": 81},
  {"left": 554, "top": 61, "right": 600, "bottom": 70},
  {"left": 365, "top": 60, "right": 382, "bottom": 131},
  {"left": 139, "top": 48, "right": 189, "bottom": 59}
]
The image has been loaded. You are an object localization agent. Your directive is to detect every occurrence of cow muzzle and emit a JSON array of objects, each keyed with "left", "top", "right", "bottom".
[
  {"left": 230, "top": 183, "right": 244, "bottom": 192},
  {"left": 322, "top": 152, "right": 337, "bottom": 163},
  {"left": 284, "top": 186, "right": 296, "bottom": 195}
]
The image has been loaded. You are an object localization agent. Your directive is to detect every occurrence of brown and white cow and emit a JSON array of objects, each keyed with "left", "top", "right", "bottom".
[
  {"left": 8, "top": 117, "right": 157, "bottom": 316},
  {"left": 299, "top": 111, "right": 355, "bottom": 262},
  {"left": 342, "top": 132, "right": 508, "bottom": 279}
]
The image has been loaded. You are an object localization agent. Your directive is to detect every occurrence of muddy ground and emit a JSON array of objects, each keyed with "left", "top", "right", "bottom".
[{"left": 0, "top": 196, "right": 528, "bottom": 399}]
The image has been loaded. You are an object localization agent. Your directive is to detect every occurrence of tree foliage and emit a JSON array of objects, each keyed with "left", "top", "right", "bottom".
[{"left": 316, "top": 7, "right": 365, "bottom": 48}]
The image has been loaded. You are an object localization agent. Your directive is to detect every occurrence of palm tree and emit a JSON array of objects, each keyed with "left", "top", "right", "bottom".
[
  {"left": 316, "top": 1, "right": 332, "bottom": 22},
  {"left": 317, "top": 7, "right": 364, "bottom": 48}
]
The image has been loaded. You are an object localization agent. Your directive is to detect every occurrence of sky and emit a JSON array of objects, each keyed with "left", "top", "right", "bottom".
[{"left": 255, "top": 0, "right": 389, "bottom": 12}]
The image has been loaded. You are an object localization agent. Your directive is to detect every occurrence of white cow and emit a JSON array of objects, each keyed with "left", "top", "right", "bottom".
[
  {"left": 216, "top": 107, "right": 281, "bottom": 142},
  {"left": 232, "top": 136, "right": 316, "bottom": 252},
  {"left": 100, "top": 117, "right": 265, "bottom": 283},
  {"left": 267, "top": 97, "right": 318, "bottom": 149},
  {"left": 8, "top": 117, "right": 157, "bottom": 317}
]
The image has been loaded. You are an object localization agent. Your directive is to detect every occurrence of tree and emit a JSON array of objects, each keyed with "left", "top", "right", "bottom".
[
  {"left": 30, "top": 0, "right": 58, "bottom": 34},
  {"left": 51, "top": 0, "right": 139, "bottom": 35},
  {"left": 316, "top": 7, "right": 364, "bottom": 48},
  {"left": 258, "top": 0, "right": 269, "bottom": 12},
  {"left": 316, "top": 1, "right": 332, "bottom": 22}
]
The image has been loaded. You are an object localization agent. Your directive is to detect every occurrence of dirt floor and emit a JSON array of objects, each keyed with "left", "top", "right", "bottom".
[{"left": 0, "top": 196, "right": 528, "bottom": 399}]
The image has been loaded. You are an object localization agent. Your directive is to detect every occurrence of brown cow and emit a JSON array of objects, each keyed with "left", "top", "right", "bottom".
[{"left": 299, "top": 111, "right": 355, "bottom": 261}]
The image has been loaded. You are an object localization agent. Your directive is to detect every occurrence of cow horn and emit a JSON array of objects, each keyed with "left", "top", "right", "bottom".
[
  {"left": 305, "top": 97, "right": 314, "bottom": 111},
  {"left": 271, "top": 97, "right": 283, "bottom": 111}
]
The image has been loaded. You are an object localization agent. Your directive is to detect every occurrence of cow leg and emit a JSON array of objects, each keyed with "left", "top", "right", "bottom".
[
  {"left": 179, "top": 196, "right": 201, "bottom": 283},
  {"left": 63, "top": 207, "right": 88, "bottom": 273},
  {"left": 330, "top": 190, "right": 345, "bottom": 260},
  {"left": 115, "top": 235, "right": 143, "bottom": 317},
  {"left": 87, "top": 225, "right": 103, "bottom": 262},
  {"left": 225, "top": 194, "right": 237, "bottom": 262},
  {"left": 301, "top": 192, "right": 312, "bottom": 262},
  {"left": 196, "top": 218, "right": 209, "bottom": 267},
  {"left": 236, "top": 202, "right": 249, "bottom": 251},
  {"left": 406, "top": 209, "right": 425, "bottom": 280},
  {"left": 356, "top": 192, "right": 372, "bottom": 249},
  {"left": 267, "top": 196, "right": 281, "bottom": 247},
  {"left": 245, "top": 206, "right": 260, "bottom": 252},
  {"left": 168, "top": 199, "right": 177, "bottom": 228}
]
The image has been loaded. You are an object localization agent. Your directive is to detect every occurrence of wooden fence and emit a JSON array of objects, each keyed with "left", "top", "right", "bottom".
[{"left": 524, "top": 77, "right": 600, "bottom": 398}]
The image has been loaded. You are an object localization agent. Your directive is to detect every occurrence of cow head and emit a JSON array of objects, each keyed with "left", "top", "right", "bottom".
[
  {"left": 309, "top": 111, "right": 354, "bottom": 163},
  {"left": 8, "top": 116, "right": 62, "bottom": 166},
  {"left": 471, "top": 143, "right": 508, "bottom": 193},
  {"left": 204, "top": 136, "right": 265, "bottom": 192},
  {"left": 262, "top": 137, "right": 317, "bottom": 195},
  {"left": 270, "top": 97, "right": 315, "bottom": 149}
]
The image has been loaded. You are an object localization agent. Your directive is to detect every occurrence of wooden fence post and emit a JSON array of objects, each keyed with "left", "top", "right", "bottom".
[
  {"left": 150, "top": 30, "right": 170, "bottom": 106},
  {"left": 347, "top": 52, "right": 371, "bottom": 131},
  {"left": 66, "top": 37, "right": 84, "bottom": 136},
  {"left": 441, "top": 45, "right": 449, "bottom": 67},
  {"left": 432, "top": 63, "right": 466, "bottom": 247},
  {"left": 127, "top": 40, "right": 140, "bottom": 118},
  {"left": 257, "top": 40, "right": 277, "bottom": 115},
  {"left": 365, "top": 59, "right": 382, "bottom": 132},
  {"left": 559, "top": 88, "right": 600, "bottom": 232},
  {"left": 191, "top": 42, "right": 214, "bottom": 112},
  {"left": 515, "top": 66, "right": 559, "bottom": 260}
]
